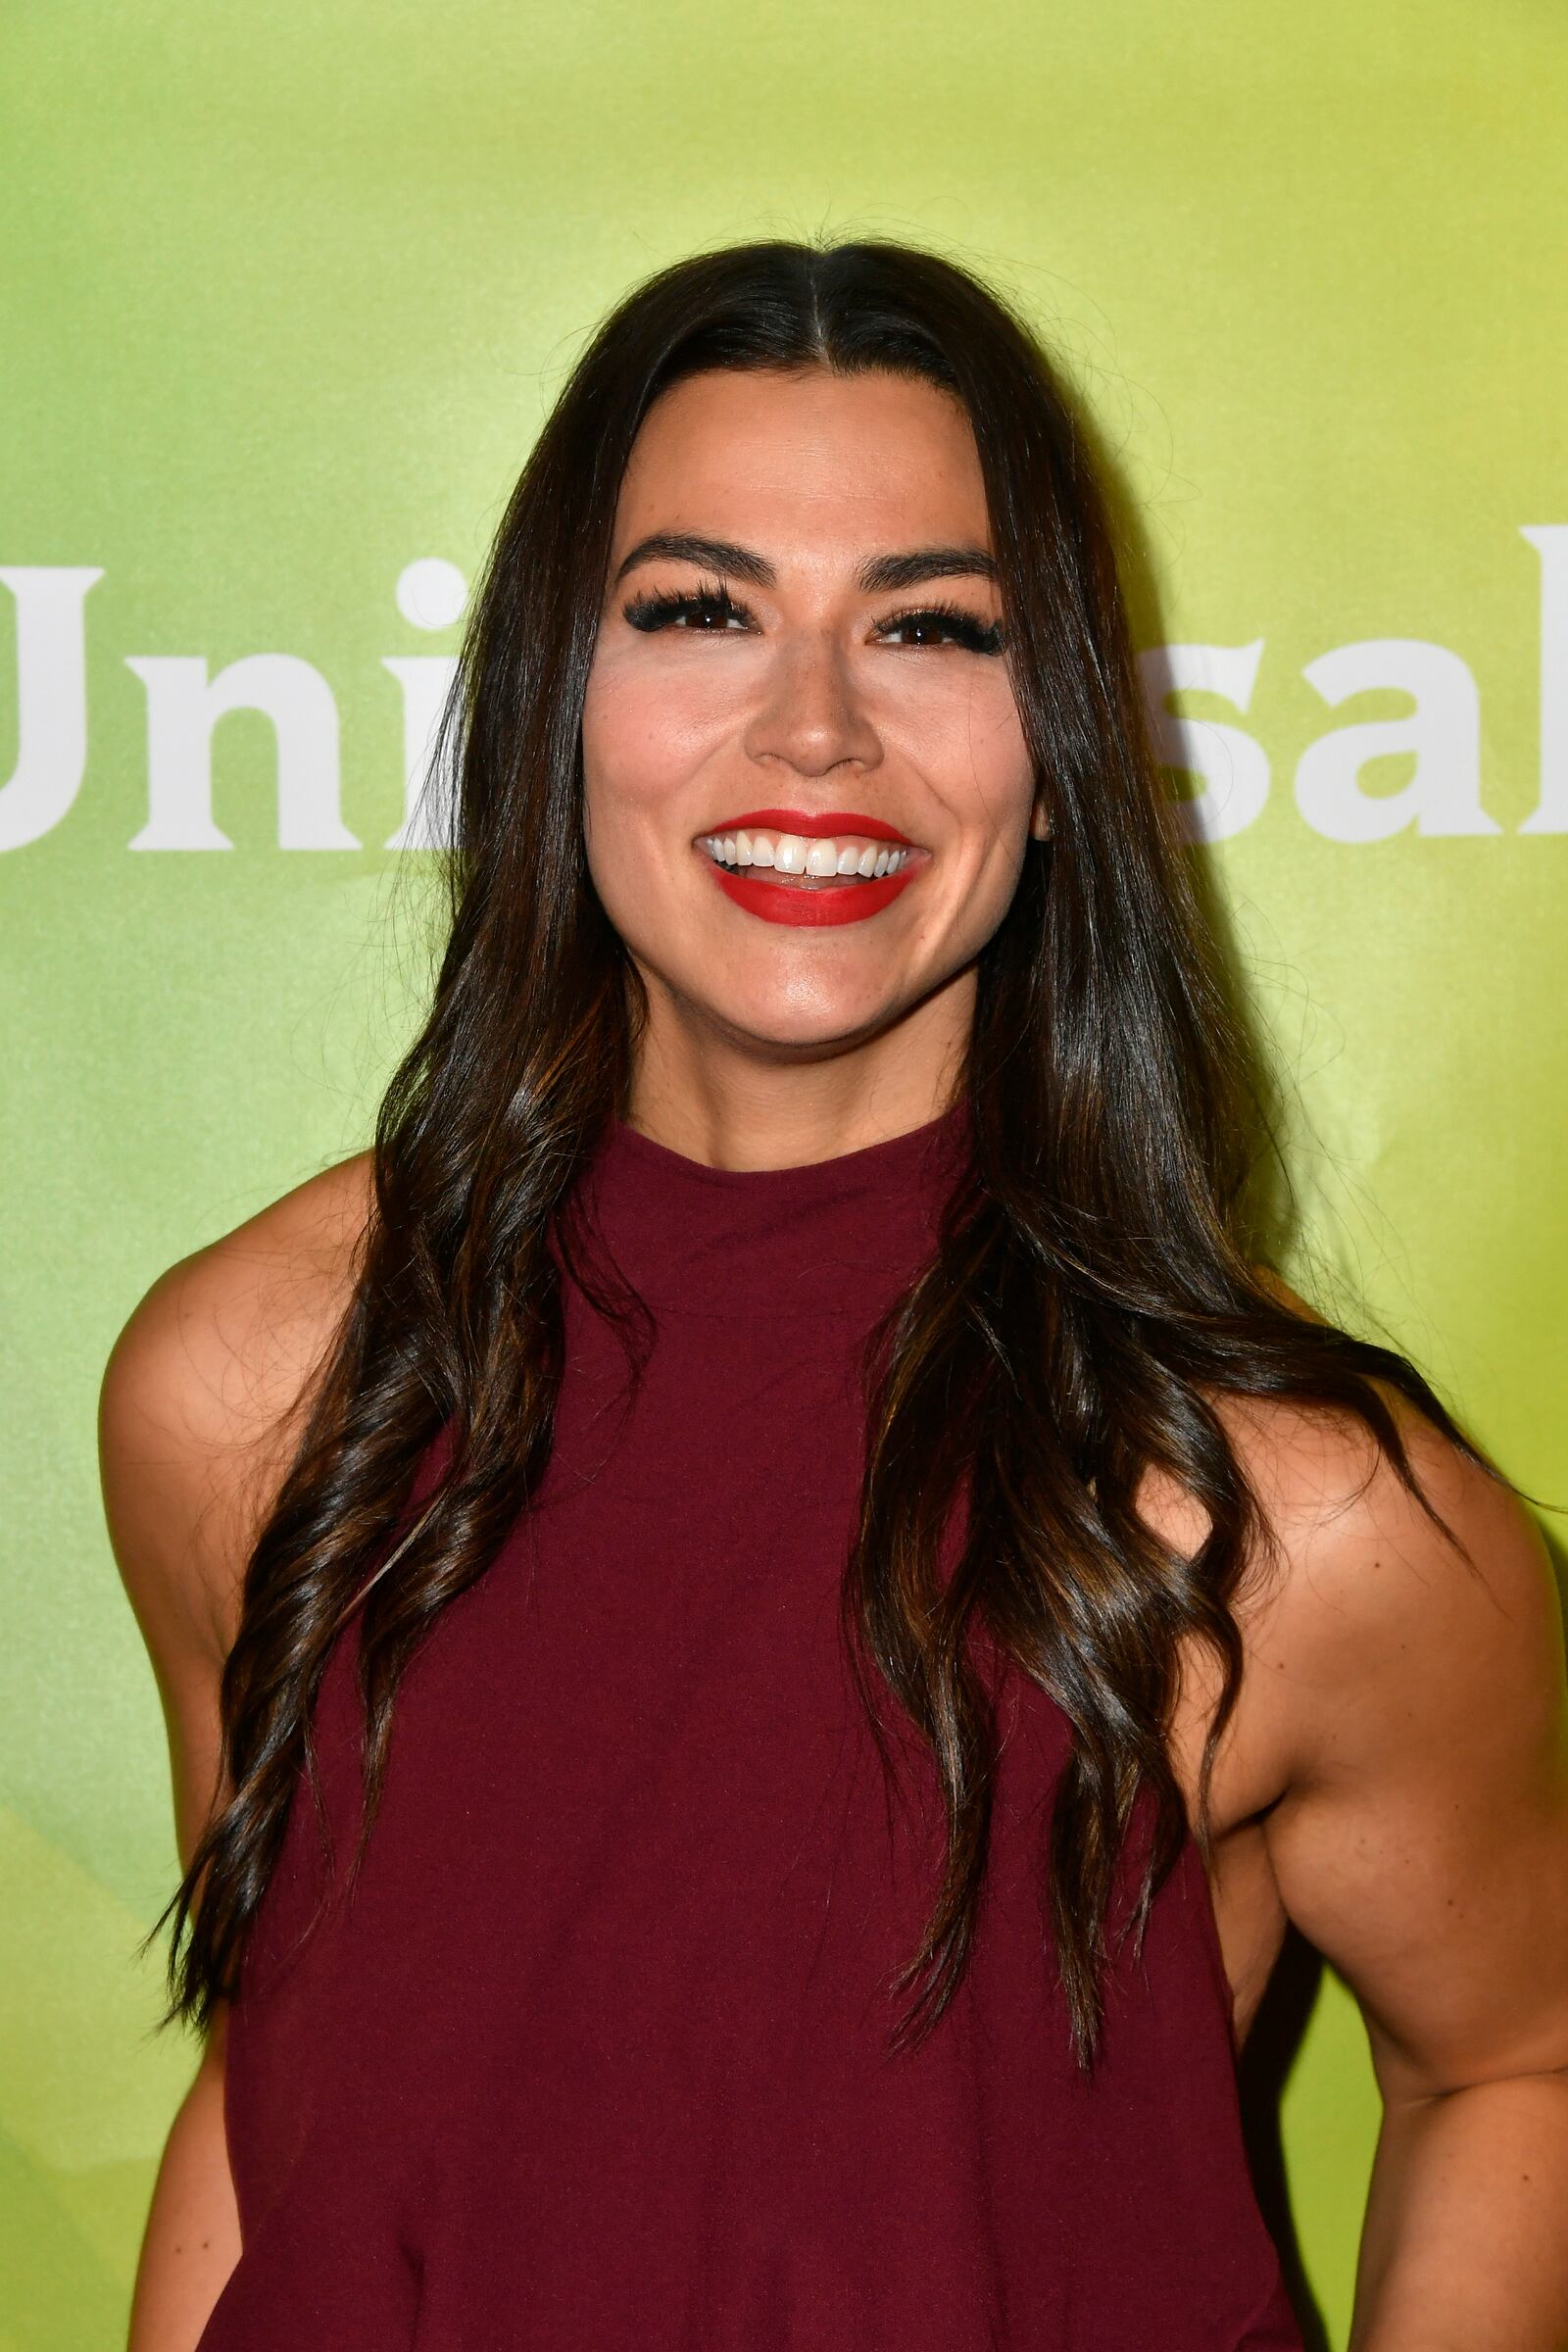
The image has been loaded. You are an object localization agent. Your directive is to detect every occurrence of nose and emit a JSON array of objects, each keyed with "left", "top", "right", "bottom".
[{"left": 740, "top": 628, "right": 883, "bottom": 780}]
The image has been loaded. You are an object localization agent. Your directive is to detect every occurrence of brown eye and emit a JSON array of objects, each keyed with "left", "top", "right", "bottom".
[
  {"left": 875, "top": 604, "right": 1005, "bottom": 655},
  {"left": 623, "top": 587, "right": 753, "bottom": 633}
]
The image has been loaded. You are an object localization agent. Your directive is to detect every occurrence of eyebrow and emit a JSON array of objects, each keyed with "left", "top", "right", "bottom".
[{"left": 612, "top": 531, "right": 1000, "bottom": 593}]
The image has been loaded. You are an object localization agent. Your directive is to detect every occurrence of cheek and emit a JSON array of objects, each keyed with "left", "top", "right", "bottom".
[
  {"left": 906, "top": 680, "right": 1035, "bottom": 850},
  {"left": 581, "top": 668, "right": 680, "bottom": 839},
  {"left": 580, "top": 649, "right": 743, "bottom": 832},
  {"left": 579, "top": 659, "right": 725, "bottom": 944}
]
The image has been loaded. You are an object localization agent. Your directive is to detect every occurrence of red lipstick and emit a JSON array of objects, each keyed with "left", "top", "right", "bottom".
[
  {"left": 707, "top": 865, "right": 916, "bottom": 926},
  {"left": 712, "top": 808, "right": 911, "bottom": 845},
  {"left": 697, "top": 809, "right": 923, "bottom": 928}
]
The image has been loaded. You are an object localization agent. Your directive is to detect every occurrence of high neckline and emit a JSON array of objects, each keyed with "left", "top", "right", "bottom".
[
  {"left": 568, "top": 1099, "right": 971, "bottom": 1323},
  {"left": 608, "top": 1099, "right": 968, "bottom": 1192}
]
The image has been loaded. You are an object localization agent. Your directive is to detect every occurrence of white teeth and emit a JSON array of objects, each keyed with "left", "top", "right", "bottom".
[{"left": 700, "top": 828, "right": 915, "bottom": 882}]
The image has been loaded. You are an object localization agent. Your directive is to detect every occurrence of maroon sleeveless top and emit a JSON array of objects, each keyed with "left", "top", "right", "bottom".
[{"left": 202, "top": 1109, "right": 1303, "bottom": 2350}]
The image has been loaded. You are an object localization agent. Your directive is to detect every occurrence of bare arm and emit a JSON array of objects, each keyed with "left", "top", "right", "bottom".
[
  {"left": 101, "top": 1155, "right": 371, "bottom": 2350},
  {"left": 1250, "top": 1401, "right": 1568, "bottom": 2351},
  {"left": 123, "top": 2012, "right": 238, "bottom": 2352}
]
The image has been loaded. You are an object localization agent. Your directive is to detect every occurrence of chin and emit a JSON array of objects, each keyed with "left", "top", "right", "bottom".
[{"left": 697, "top": 973, "right": 909, "bottom": 1059}]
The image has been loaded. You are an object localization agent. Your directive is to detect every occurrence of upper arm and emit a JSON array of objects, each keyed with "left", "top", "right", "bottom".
[
  {"left": 1253, "top": 1401, "right": 1568, "bottom": 2102},
  {"left": 99, "top": 1152, "right": 373, "bottom": 1870}
]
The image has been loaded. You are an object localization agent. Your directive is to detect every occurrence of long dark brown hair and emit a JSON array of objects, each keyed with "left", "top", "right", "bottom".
[{"left": 155, "top": 237, "right": 1498, "bottom": 2070}]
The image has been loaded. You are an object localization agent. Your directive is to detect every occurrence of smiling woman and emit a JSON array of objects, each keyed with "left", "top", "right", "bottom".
[
  {"left": 100, "top": 240, "right": 1568, "bottom": 2352},
  {"left": 580, "top": 366, "right": 1042, "bottom": 1113}
]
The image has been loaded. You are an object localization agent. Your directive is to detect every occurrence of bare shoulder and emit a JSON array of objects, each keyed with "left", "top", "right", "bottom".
[
  {"left": 1141, "top": 1291, "right": 1559, "bottom": 1824},
  {"left": 1220, "top": 1380, "right": 1561, "bottom": 1792},
  {"left": 1207, "top": 1387, "right": 1568, "bottom": 2099},
  {"left": 1137, "top": 1286, "right": 1566, "bottom": 2047},
  {"left": 100, "top": 1150, "right": 376, "bottom": 1664}
]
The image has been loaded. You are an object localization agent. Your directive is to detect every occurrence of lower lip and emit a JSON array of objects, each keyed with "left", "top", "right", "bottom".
[{"left": 705, "top": 861, "right": 918, "bottom": 927}]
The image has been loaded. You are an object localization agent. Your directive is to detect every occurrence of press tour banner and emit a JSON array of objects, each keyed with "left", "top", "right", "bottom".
[{"left": 3, "top": 6, "right": 1564, "bottom": 2346}]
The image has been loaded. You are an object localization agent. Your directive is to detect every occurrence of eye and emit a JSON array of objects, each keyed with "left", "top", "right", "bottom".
[
  {"left": 622, "top": 582, "right": 755, "bottom": 634},
  {"left": 874, "top": 602, "right": 1006, "bottom": 655}
]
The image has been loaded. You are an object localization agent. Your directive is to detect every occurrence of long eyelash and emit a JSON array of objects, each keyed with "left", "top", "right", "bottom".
[
  {"left": 877, "top": 600, "right": 1007, "bottom": 655},
  {"left": 620, "top": 583, "right": 1005, "bottom": 654},
  {"left": 622, "top": 579, "right": 750, "bottom": 632}
]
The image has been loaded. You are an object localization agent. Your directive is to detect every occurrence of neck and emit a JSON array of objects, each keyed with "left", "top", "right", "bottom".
[{"left": 624, "top": 969, "right": 975, "bottom": 1173}]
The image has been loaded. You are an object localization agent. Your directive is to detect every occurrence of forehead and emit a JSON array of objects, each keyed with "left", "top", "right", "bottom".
[{"left": 610, "top": 367, "right": 992, "bottom": 563}]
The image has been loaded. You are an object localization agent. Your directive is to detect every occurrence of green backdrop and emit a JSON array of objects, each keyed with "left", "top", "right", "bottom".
[{"left": 3, "top": 5, "right": 1564, "bottom": 2344}]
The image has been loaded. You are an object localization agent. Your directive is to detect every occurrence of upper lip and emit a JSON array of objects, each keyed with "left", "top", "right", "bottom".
[{"left": 701, "top": 808, "right": 912, "bottom": 846}]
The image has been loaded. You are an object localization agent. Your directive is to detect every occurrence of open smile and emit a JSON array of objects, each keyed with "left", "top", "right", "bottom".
[{"left": 694, "top": 808, "right": 926, "bottom": 929}]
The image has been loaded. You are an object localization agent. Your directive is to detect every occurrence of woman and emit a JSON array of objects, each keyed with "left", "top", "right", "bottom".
[{"left": 101, "top": 240, "right": 1568, "bottom": 2350}]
